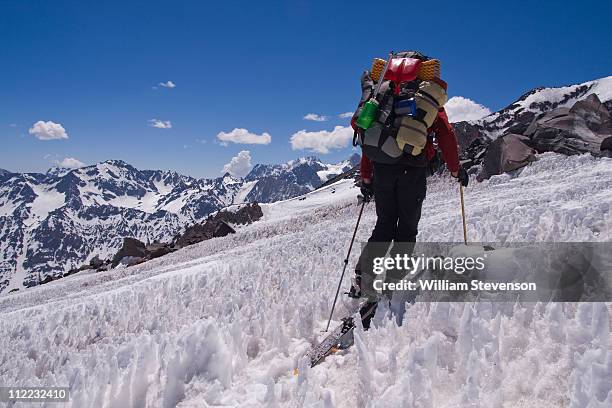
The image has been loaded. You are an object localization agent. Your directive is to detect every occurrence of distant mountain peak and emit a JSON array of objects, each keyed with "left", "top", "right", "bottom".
[
  {"left": 46, "top": 166, "right": 73, "bottom": 178},
  {"left": 220, "top": 172, "right": 241, "bottom": 183},
  {"left": 101, "top": 159, "right": 130, "bottom": 167},
  {"left": 301, "top": 155, "right": 321, "bottom": 162},
  {"left": 284, "top": 156, "right": 322, "bottom": 168}
]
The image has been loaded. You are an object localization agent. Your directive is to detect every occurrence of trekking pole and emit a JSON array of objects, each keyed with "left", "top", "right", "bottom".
[
  {"left": 459, "top": 184, "right": 468, "bottom": 244},
  {"left": 325, "top": 199, "right": 366, "bottom": 332}
]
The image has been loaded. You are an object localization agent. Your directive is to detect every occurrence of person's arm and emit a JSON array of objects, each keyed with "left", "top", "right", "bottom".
[
  {"left": 360, "top": 154, "right": 373, "bottom": 183},
  {"left": 351, "top": 110, "right": 373, "bottom": 183},
  {"left": 432, "top": 108, "right": 460, "bottom": 175}
]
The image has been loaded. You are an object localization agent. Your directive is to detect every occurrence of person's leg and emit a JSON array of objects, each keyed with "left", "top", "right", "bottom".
[
  {"left": 385, "top": 166, "right": 427, "bottom": 309},
  {"left": 352, "top": 166, "right": 399, "bottom": 303},
  {"left": 369, "top": 168, "right": 399, "bottom": 243},
  {"left": 395, "top": 166, "right": 427, "bottom": 243}
]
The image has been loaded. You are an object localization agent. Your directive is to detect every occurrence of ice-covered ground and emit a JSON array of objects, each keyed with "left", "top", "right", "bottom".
[{"left": 1, "top": 153, "right": 611, "bottom": 407}]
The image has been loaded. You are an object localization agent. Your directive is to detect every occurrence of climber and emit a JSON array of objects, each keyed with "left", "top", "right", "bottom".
[{"left": 349, "top": 50, "right": 468, "bottom": 327}]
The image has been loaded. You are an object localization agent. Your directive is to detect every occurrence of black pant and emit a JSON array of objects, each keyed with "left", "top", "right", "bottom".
[
  {"left": 369, "top": 164, "right": 427, "bottom": 243},
  {"left": 356, "top": 164, "right": 427, "bottom": 325},
  {"left": 355, "top": 164, "right": 427, "bottom": 297}
]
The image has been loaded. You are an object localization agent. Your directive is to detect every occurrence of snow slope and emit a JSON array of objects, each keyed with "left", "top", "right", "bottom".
[{"left": 0, "top": 153, "right": 611, "bottom": 407}]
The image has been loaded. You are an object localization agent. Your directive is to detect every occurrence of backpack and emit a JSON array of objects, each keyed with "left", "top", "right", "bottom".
[{"left": 354, "top": 51, "right": 448, "bottom": 165}]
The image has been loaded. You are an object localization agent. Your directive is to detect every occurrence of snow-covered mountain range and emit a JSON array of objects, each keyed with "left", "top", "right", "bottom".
[{"left": 0, "top": 155, "right": 359, "bottom": 293}]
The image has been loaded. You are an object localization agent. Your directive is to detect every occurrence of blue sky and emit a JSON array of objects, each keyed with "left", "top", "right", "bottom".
[{"left": 2, "top": 0, "right": 611, "bottom": 178}]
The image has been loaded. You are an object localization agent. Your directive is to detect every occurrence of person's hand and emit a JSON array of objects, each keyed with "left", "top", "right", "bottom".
[
  {"left": 452, "top": 168, "right": 469, "bottom": 187},
  {"left": 360, "top": 178, "right": 374, "bottom": 201}
]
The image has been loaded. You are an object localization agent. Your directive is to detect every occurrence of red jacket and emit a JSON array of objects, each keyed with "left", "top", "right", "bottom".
[{"left": 355, "top": 108, "right": 460, "bottom": 180}]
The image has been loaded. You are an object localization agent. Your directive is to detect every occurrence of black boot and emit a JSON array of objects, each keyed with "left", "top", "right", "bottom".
[
  {"left": 359, "top": 301, "right": 378, "bottom": 330},
  {"left": 347, "top": 268, "right": 363, "bottom": 299}
]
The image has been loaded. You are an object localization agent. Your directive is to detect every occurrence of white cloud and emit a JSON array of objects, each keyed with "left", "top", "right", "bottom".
[
  {"left": 148, "top": 119, "right": 172, "bottom": 129},
  {"left": 290, "top": 125, "right": 353, "bottom": 154},
  {"left": 28, "top": 120, "right": 68, "bottom": 140},
  {"left": 159, "top": 80, "right": 176, "bottom": 89},
  {"left": 222, "top": 150, "right": 252, "bottom": 178},
  {"left": 338, "top": 112, "right": 353, "bottom": 119},
  {"left": 445, "top": 96, "right": 492, "bottom": 123},
  {"left": 9, "top": 123, "right": 17, "bottom": 127},
  {"left": 216, "top": 128, "right": 272, "bottom": 145},
  {"left": 55, "top": 157, "right": 85, "bottom": 169},
  {"left": 303, "top": 113, "right": 328, "bottom": 122}
]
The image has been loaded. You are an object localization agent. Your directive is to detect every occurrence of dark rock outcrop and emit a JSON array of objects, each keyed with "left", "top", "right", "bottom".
[
  {"left": 601, "top": 136, "right": 612, "bottom": 158},
  {"left": 175, "top": 223, "right": 216, "bottom": 247},
  {"left": 175, "top": 203, "right": 261, "bottom": 248},
  {"left": 215, "top": 202, "right": 263, "bottom": 225},
  {"left": 525, "top": 94, "right": 611, "bottom": 155},
  {"left": 110, "top": 239, "right": 179, "bottom": 267},
  {"left": 213, "top": 221, "right": 236, "bottom": 238},
  {"left": 89, "top": 255, "right": 104, "bottom": 269},
  {"left": 111, "top": 237, "right": 149, "bottom": 267},
  {"left": 146, "top": 242, "right": 176, "bottom": 259},
  {"left": 599, "top": 136, "right": 612, "bottom": 157},
  {"left": 453, "top": 121, "right": 490, "bottom": 153},
  {"left": 174, "top": 220, "right": 235, "bottom": 247},
  {"left": 460, "top": 137, "right": 491, "bottom": 170},
  {"left": 477, "top": 134, "right": 537, "bottom": 181}
]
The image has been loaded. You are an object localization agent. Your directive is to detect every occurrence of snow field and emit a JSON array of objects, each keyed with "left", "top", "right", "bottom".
[{"left": 0, "top": 153, "right": 611, "bottom": 407}]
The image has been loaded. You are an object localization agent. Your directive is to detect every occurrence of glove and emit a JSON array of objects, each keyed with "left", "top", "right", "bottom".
[
  {"left": 360, "top": 180, "right": 374, "bottom": 201},
  {"left": 454, "top": 167, "right": 469, "bottom": 187}
]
